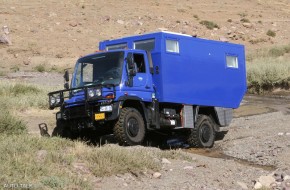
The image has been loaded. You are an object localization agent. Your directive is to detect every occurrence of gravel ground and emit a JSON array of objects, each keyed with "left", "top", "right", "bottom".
[
  {"left": 95, "top": 111, "right": 290, "bottom": 190},
  {"left": 2, "top": 72, "right": 290, "bottom": 189}
]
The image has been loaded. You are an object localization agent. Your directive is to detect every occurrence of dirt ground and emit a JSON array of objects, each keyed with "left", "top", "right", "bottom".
[
  {"left": 1, "top": 0, "right": 290, "bottom": 72},
  {"left": 1, "top": 0, "right": 290, "bottom": 189}
]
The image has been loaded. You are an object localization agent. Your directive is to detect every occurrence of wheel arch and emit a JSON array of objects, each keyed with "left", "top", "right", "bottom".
[
  {"left": 198, "top": 107, "right": 221, "bottom": 131},
  {"left": 118, "top": 96, "right": 149, "bottom": 128}
]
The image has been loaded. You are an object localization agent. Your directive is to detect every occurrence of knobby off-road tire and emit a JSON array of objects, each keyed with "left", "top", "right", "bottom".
[
  {"left": 186, "top": 115, "right": 216, "bottom": 148},
  {"left": 51, "top": 120, "right": 73, "bottom": 139},
  {"left": 113, "top": 107, "right": 146, "bottom": 146}
]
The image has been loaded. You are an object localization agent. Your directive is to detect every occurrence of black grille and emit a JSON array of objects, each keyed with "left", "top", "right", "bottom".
[{"left": 64, "top": 106, "right": 88, "bottom": 119}]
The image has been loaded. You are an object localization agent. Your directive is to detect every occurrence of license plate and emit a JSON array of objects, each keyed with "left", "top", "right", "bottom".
[{"left": 95, "top": 113, "right": 105, "bottom": 120}]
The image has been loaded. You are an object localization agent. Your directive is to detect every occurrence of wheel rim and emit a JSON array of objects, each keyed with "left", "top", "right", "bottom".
[
  {"left": 127, "top": 117, "right": 139, "bottom": 137},
  {"left": 200, "top": 124, "right": 211, "bottom": 143}
]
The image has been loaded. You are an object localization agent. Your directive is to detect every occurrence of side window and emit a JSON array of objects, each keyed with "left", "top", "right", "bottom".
[
  {"left": 106, "top": 43, "right": 127, "bottom": 50},
  {"left": 133, "top": 54, "right": 146, "bottom": 73},
  {"left": 134, "top": 39, "right": 155, "bottom": 51},
  {"left": 166, "top": 39, "right": 179, "bottom": 53},
  {"left": 226, "top": 55, "right": 238, "bottom": 68}
]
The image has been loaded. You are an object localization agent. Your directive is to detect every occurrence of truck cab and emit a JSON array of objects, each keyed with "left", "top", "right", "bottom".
[{"left": 48, "top": 31, "right": 246, "bottom": 148}]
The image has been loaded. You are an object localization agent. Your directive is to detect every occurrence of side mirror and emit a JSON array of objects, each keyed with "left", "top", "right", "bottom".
[
  {"left": 126, "top": 53, "right": 136, "bottom": 77},
  {"left": 64, "top": 70, "right": 69, "bottom": 82},
  {"left": 63, "top": 70, "right": 69, "bottom": 89},
  {"left": 64, "top": 82, "right": 69, "bottom": 90},
  {"left": 126, "top": 53, "right": 134, "bottom": 69}
]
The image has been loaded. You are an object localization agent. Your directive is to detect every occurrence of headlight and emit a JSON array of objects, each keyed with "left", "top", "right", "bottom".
[
  {"left": 49, "top": 93, "right": 62, "bottom": 108},
  {"left": 50, "top": 96, "right": 56, "bottom": 104},
  {"left": 87, "top": 88, "right": 101, "bottom": 98},
  {"left": 88, "top": 89, "right": 95, "bottom": 98},
  {"left": 100, "top": 105, "right": 113, "bottom": 112}
]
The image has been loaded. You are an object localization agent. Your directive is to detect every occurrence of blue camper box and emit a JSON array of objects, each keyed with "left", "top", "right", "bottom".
[
  {"left": 48, "top": 31, "right": 247, "bottom": 148},
  {"left": 99, "top": 31, "right": 246, "bottom": 108}
]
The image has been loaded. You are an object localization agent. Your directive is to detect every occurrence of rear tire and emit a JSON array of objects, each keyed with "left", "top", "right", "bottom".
[
  {"left": 186, "top": 115, "right": 216, "bottom": 148},
  {"left": 113, "top": 107, "right": 145, "bottom": 146}
]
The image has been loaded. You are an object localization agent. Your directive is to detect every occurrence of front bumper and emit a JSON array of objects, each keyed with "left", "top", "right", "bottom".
[{"left": 56, "top": 101, "right": 121, "bottom": 122}]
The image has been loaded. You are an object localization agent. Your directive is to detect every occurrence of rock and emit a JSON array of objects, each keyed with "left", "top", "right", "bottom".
[
  {"left": 123, "top": 183, "right": 128, "bottom": 187},
  {"left": 23, "top": 58, "right": 31, "bottom": 65},
  {"left": 158, "top": 28, "right": 168, "bottom": 31},
  {"left": 0, "top": 34, "right": 12, "bottom": 45},
  {"left": 161, "top": 158, "right": 171, "bottom": 164},
  {"left": 219, "top": 36, "right": 229, "bottom": 42},
  {"left": 137, "top": 21, "right": 143, "bottom": 26},
  {"left": 117, "top": 20, "right": 124, "bottom": 25},
  {"left": 3, "top": 26, "right": 9, "bottom": 34},
  {"left": 254, "top": 182, "right": 262, "bottom": 189},
  {"left": 134, "top": 29, "right": 142, "bottom": 35},
  {"left": 242, "top": 23, "right": 252, "bottom": 28},
  {"left": 103, "top": 15, "right": 110, "bottom": 22},
  {"left": 153, "top": 172, "right": 161, "bottom": 179},
  {"left": 183, "top": 166, "right": 194, "bottom": 170},
  {"left": 284, "top": 175, "right": 290, "bottom": 180},
  {"left": 258, "top": 175, "right": 276, "bottom": 187},
  {"left": 270, "top": 182, "right": 278, "bottom": 189},
  {"left": 237, "top": 181, "right": 248, "bottom": 190},
  {"left": 69, "top": 22, "right": 78, "bottom": 27}
]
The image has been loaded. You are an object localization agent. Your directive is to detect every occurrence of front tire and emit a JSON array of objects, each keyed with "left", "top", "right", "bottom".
[
  {"left": 186, "top": 115, "right": 216, "bottom": 148},
  {"left": 52, "top": 120, "right": 74, "bottom": 139},
  {"left": 113, "top": 107, "right": 146, "bottom": 146}
]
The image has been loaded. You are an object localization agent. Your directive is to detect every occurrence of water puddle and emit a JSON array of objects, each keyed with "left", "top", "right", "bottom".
[
  {"left": 234, "top": 94, "right": 290, "bottom": 117},
  {"left": 185, "top": 148, "right": 276, "bottom": 171}
]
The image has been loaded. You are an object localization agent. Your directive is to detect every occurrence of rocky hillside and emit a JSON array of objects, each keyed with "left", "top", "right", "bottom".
[{"left": 0, "top": 0, "right": 290, "bottom": 71}]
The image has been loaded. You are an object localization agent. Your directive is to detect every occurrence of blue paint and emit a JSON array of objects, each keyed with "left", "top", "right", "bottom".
[{"left": 98, "top": 31, "right": 246, "bottom": 108}]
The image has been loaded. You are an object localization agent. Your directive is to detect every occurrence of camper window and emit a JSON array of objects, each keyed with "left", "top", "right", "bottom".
[
  {"left": 106, "top": 43, "right": 127, "bottom": 51},
  {"left": 134, "top": 39, "right": 155, "bottom": 51},
  {"left": 166, "top": 39, "right": 179, "bottom": 53},
  {"left": 226, "top": 55, "right": 238, "bottom": 68}
]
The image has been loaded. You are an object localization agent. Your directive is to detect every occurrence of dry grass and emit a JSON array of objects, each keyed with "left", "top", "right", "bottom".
[
  {"left": 247, "top": 44, "right": 290, "bottom": 93},
  {"left": 0, "top": 81, "right": 192, "bottom": 189},
  {"left": 0, "top": 134, "right": 191, "bottom": 189},
  {"left": 199, "top": 20, "right": 219, "bottom": 30},
  {"left": 0, "top": 81, "right": 54, "bottom": 110}
]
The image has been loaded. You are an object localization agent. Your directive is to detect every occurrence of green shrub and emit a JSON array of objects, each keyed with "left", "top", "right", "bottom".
[
  {"left": 0, "top": 71, "right": 6, "bottom": 76},
  {"left": 240, "top": 18, "right": 250, "bottom": 23},
  {"left": 193, "top": 14, "right": 199, "bottom": 19},
  {"left": 0, "top": 110, "right": 27, "bottom": 135},
  {"left": 34, "top": 64, "right": 46, "bottom": 72},
  {"left": 247, "top": 58, "right": 290, "bottom": 93},
  {"left": 0, "top": 82, "right": 52, "bottom": 109},
  {"left": 41, "top": 176, "right": 66, "bottom": 188},
  {"left": 247, "top": 44, "right": 290, "bottom": 61},
  {"left": 266, "top": 30, "right": 276, "bottom": 37},
  {"left": 269, "top": 47, "right": 285, "bottom": 57},
  {"left": 10, "top": 65, "right": 20, "bottom": 72},
  {"left": 238, "top": 12, "right": 247, "bottom": 17},
  {"left": 249, "top": 38, "right": 267, "bottom": 45},
  {"left": 199, "top": 20, "right": 219, "bottom": 30}
]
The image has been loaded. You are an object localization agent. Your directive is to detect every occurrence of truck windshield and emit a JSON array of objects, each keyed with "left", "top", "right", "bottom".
[{"left": 73, "top": 51, "right": 124, "bottom": 88}]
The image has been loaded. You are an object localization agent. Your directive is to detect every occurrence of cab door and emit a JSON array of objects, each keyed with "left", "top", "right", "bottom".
[
  {"left": 132, "top": 53, "right": 147, "bottom": 87},
  {"left": 122, "top": 51, "right": 153, "bottom": 102}
]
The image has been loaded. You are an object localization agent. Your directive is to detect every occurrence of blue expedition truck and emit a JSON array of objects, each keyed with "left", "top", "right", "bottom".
[{"left": 48, "top": 31, "right": 246, "bottom": 148}]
